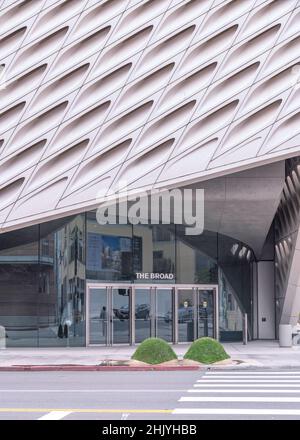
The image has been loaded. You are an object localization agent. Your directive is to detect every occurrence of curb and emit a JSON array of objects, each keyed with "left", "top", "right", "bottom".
[{"left": 0, "top": 365, "right": 201, "bottom": 372}]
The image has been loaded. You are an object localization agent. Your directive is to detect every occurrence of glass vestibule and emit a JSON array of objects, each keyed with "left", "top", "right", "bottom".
[{"left": 86, "top": 284, "right": 217, "bottom": 345}]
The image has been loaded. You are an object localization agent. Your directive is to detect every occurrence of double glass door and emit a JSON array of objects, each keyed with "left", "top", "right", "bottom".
[
  {"left": 177, "top": 288, "right": 215, "bottom": 342},
  {"left": 134, "top": 287, "right": 173, "bottom": 343},
  {"left": 87, "top": 284, "right": 217, "bottom": 345},
  {"left": 88, "top": 287, "right": 131, "bottom": 345}
]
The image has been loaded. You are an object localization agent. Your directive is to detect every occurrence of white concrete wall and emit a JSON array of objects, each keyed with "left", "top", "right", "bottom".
[{"left": 257, "top": 261, "right": 275, "bottom": 339}]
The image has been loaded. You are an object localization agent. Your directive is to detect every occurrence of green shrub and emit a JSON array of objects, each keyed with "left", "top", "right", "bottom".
[
  {"left": 184, "top": 337, "right": 230, "bottom": 364},
  {"left": 132, "top": 337, "right": 177, "bottom": 364}
]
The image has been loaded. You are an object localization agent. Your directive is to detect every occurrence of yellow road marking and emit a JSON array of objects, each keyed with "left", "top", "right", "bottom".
[{"left": 0, "top": 408, "right": 172, "bottom": 414}]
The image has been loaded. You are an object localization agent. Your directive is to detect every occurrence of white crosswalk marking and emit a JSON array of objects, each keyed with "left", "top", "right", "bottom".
[
  {"left": 202, "top": 375, "right": 300, "bottom": 379},
  {"left": 38, "top": 411, "right": 72, "bottom": 420},
  {"left": 206, "top": 371, "right": 300, "bottom": 375},
  {"left": 188, "top": 389, "right": 300, "bottom": 393},
  {"left": 193, "top": 383, "right": 300, "bottom": 387},
  {"left": 173, "top": 369, "right": 300, "bottom": 418},
  {"left": 179, "top": 397, "right": 300, "bottom": 402},
  {"left": 198, "top": 379, "right": 300, "bottom": 383},
  {"left": 173, "top": 408, "right": 300, "bottom": 416}
]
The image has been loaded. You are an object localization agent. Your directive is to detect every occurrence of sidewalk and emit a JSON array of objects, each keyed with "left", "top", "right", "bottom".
[
  {"left": 1, "top": 340, "right": 300, "bottom": 370},
  {"left": 223, "top": 340, "right": 300, "bottom": 368}
]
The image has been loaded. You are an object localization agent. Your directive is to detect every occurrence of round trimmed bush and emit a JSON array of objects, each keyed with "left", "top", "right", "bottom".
[
  {"left": 132, "top": 337, "right": 177, "bottom": 364},
  {"left": 184, "top": 337, "right": 230, "bottom": 364}
]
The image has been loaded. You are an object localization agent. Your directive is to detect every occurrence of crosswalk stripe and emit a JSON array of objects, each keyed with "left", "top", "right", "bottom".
[
  {"left": 206, "top": 371, "right": 300, "bottom": 375},
  {"left": 203, "top": 376, "right": 300, "bottom": 379},
  {"left": 174, "top": 369, "right": 300, "bottom": 417},
  {"left": 188, "top": 389, "right": 300, "bottom": 393},
  {"left": 193, "top": 383, "right": 300, "bottom": 387},
  {"left": 38, "top": 411, "right": 72, "bottom": 420},
  {"left": 179, "top": 397, "right": 300, "bottom": 402},
  {"left": 197, "top": 379, "right": 300, "bottom": 383},
  {"left": 173, "top": 408, "right": 300, "bottom": 415}
]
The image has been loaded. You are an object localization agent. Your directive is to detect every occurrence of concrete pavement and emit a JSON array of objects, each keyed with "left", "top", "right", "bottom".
[{"left": 1, "top": 340, "right": 300, "bottom": 368}]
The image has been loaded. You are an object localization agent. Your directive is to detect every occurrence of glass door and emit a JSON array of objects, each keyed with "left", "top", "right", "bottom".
[
  {"left": 198, "top": 289, "right": 215, "bottom": 338},
  {"left": 156, "top": 288, "right": 173, "bottom": 342},
  {"left": 134, "top": 287, "right": 174, "bottom": 343},
  {"left": 177, "top": 288, "right": 195, "bottom": 342},
  {"left": 88, "top": 286, "right": 132, "bottom": 345},
  {"left": 112, "top": 287, "right": 131, "bottom": 344},
  {"left": 135, "top": 288, "right": 152, "bottom": 343},
  {"left": 88, "top": 287, "right": 109, "bottom": 345}
]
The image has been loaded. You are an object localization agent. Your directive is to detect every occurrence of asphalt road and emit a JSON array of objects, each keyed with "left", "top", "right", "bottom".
[{"left": 2, "top": 369, "right": 300, "bottom": 420}]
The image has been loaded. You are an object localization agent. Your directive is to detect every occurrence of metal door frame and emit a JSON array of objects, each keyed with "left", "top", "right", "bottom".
[{"left": 86, "top": 283, "right": 218, "bottom": 346}]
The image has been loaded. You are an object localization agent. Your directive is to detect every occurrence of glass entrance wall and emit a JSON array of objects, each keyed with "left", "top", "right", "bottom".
[
  {"left": 87, "top": 284, "right": 217, "bottom": 345},
  {"left": 0, "top": 209, "right": 255, "bottom": 346}
]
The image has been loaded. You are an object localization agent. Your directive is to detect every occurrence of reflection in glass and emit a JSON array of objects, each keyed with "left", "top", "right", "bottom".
[
  {"left": 178, "top": 289, "right": 194, "bottom": 342},
  {"left": 0, "top": 224, "right": 39, "bottom": 347},
  {"left": 218, "top": 234, "right": 253, "bottom": 341},
  {"left": 112, "top": 288, "right": 130, "bottom": 344},
  {"left": 133, "top": 224, "right": 175, "bottom": 284},
  {"left": 156, "top": 289, "right": 173, "bottom": 342},
  {"left": 38, "top": 215, "right": 86, "bottom": 347},
  {"left": 135, "top": 288, "right": 151, "bottom": 343},
  {"left": 219, "top": 271, "right": 243, "bottom": 341},
  {"left": 89, "top": 288, "right": 108, "bottom": 345},
  {"left": 176, "top": 228, "right": 218, "bottom": 284},
  {"left": 86, "top": 212, "right": 133, "bottom": 282}
]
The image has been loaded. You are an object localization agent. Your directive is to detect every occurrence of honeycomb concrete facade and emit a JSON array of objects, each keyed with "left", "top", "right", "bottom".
[{"left": 0, "top": 0, "right": 299, "bottom": 233}]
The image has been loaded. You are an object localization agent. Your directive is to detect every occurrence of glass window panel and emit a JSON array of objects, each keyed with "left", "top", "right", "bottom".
[
  {"left": 176, "top": 227, "right": 218, "bottom": 284},
  {"left": 0, "top": 224, "right": 39, "bottom": 347},
  {"left": 87, "top": 212, "right": 133, "bottom": 282},
  {"left": 219, "top": 270, "right": 243, "bottom": 342},
  {"left": 218, "top": 233, "right": 253, "bottom": 342},
  {"left": 38, "top": 214, "right": 86, "bottom": 347},
  {"left": 133, "top": 224, "right": 175, "bottom": 284}
]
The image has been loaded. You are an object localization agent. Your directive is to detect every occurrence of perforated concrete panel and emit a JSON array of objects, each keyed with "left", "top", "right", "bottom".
[{"left": 0, "top": 0, "right": 299, "bottom": 231}]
